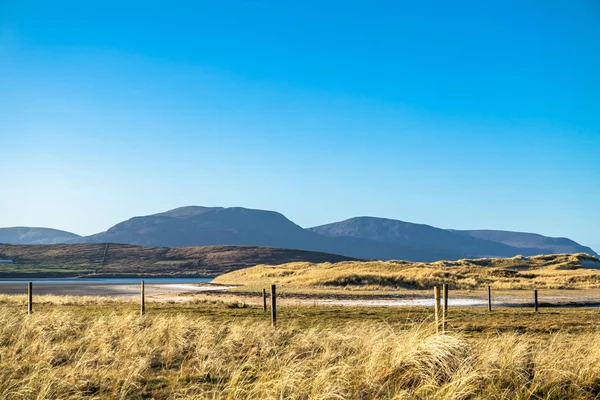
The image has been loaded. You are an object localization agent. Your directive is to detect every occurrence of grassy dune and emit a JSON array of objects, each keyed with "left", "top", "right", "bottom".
[
  {"left": 214, "top": 253, "right": 600, "bottom": 290},
  {"left": 0, "top": 296, "right": 599, "bottom": 399}
]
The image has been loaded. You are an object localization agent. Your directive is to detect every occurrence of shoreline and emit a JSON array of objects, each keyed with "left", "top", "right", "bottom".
[
  {"left": 0, "top": 282, "right": 229, "bottom": 297},
  {"left": 0, "top": 273, "right": 219, "bottom": 279},
  {"left": 0, "top": 281, "right": 598, "bottom": 308}
]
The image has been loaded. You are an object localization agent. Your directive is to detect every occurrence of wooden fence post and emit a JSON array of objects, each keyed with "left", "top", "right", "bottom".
[
  {"left": 488, "top": 285, "right": 492, "bottom": 312},
  {"left": 434, "top": 286, "right": 440, "bottom": 333},
  {"left": 271, "top": 284, "right": 277, "bottom": 328},
  {"left": 442, "top": 283, "right": 448, "bottom": 333},
  {"left": 28, "top": 282, "right": 32, "bottom": 315},
  {"left": 534, "top": 289, "right": 538, "bottom": 312},
  {"left": 262, "top": 288, "right": 267, "bottom": 312},
  {"left": 140, "top": 280, "right": 145, "bottom": 316}
]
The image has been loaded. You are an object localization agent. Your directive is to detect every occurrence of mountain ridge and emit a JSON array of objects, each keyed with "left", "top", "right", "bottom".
[
  {"left": 83, "top": 207, "right": 461, "bottom": 262},
  {"left": 308, "top": 216, "right": 546, "bottom": 258},
  {"left": 449, "top": 229, "right": 597, "bottom": 255},
  {"left": 0, "top": 206, "right": 596, "bottom": 260}
]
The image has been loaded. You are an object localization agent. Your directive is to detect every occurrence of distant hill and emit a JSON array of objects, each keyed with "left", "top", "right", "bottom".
[
  {"left": 308, "top": 217, "right": 536, "bottom": 258},
  {"left": 449, "top": 229, "right": 598, "bottom": 256},
  {"left": 0, "top": 227, "right": 82, "bottom": 245},
  {"left": 1, "top": 206, "right": 596, "bottom": 261},
  {"left": 309, "top": 217, "right": 598, "bottom": 257},
  {"left": 87, "top": 206, "right": 321, "bottom": 248},
  {"left": 85, "top": 206, "right": 461, "bottom": 262},
  {"left": 0, "top": 243, "right": 359, "bottom": 277}
]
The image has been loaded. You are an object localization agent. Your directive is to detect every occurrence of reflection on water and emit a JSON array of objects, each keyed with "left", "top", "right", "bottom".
[
  {"left": 0, "top": 278, "right": 213, "bottom": 284},
  {"left": 315, "top": 298, "right": 486, "bottom": 307}
]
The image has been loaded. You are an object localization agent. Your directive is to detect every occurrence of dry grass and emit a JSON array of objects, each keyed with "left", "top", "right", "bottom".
[
  {"left": 0, "top": 295, "right": 599, "bottom": 399},
  {"left": 214, "top": 253, "right": 600, "bottom": 290}
]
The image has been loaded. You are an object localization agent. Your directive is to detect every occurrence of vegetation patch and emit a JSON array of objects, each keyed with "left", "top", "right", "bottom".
[
  {"left": 215, "top": 253, "right": 600, "bottom": 290},
  {"left": 0, "top": 243, "right": 357, "bottom": 277},
  {"left": 0, "top": 297, "right": 599, "bottom": 399}
]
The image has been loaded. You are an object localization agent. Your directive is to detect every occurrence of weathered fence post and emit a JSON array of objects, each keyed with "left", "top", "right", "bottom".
[
  {"left": 140, "top": 280, "right": 145, "bottom": 316},
  {"left": 271, "top": 284, "right": 277, "bottom": 328},
  {"left": 434, "top": 286, "right": 440, "bottom": 333},
  {"left": 488, "top": 285, "right": 492, "bottom": 312},
  {"left": 442, "top": 283, "right": 448, "bottom": 333},
  {"left": 534, "top": 289, "right": 538, "bottom": 312},
  {"left": 28, "top": 282, "right": 32, "bottom": 315},
  {"left": 262, "top": 288, "right": 267, "bottom": 312}
]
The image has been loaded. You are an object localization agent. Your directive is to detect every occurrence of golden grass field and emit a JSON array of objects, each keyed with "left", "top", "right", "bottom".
[
  {"left": 214, "top": 253, "right": 600, "bottom": 291},
  {"left": 2, "top": 254, "right": 600, "bottom": 399},
  {"left": 0, "top": 294, "right": 600, "bottom": 399}
]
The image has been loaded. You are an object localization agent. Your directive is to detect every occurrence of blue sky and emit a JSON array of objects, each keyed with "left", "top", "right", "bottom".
[{"left": 1, "top": 1, "right": 599, "bottom": 251}]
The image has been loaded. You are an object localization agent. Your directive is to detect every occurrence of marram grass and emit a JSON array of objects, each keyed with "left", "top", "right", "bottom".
[
  {"left": 214, "top": 253, "right": 600, "bottom": 290},
  {"left": 0, "top": 298, "right": 600, "bottom": 399}
]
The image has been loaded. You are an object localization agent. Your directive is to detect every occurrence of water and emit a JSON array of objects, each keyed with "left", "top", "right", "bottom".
[
  {"left": 314, "top": 298, "right": 487, "bottom": 307},
  {"left": 309, "top": 298, "right": 600, "bottom": 308},
  {"left": 0, "top": 277, "right": 213, "bottom": 284}
]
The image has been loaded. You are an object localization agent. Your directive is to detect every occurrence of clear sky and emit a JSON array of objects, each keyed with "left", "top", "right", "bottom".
[{"left": 1, "top": 1, "right": 599, "bottom": 251}]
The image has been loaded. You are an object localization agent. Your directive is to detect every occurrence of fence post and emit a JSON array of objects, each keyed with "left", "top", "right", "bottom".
[
  {"left": 488, "top": 285, "right": 492, "bottom": 312},
  {"left": 442, "top": 283, "right": 448, "bottom": 333},
  {"left": 140, "top": 280, "right": 145, "bottom": 316},
  {"left": 434, "top": 286, "right": 440, "bottom": 333},
  {"left": 534, "top": 289, "right": 538, "bottom": 312},
  {"left": 28, "top": 282, "right": 32, "bottom": 315},
  {"left": 262, "top": 288, "right": 267, "bottom": 312},
  {"left": 271, "top": 284, "right": 277, "bottom": 328}
]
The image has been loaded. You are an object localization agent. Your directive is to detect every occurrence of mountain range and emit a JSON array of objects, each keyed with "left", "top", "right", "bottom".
[{"left": 0, "top": 206, "right": 596, "bottom": 261}]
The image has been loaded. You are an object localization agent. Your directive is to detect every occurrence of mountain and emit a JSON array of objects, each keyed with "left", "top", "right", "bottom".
[
  {"left": 0, "top": 243, "right": 359, "bottom": 277},
  {"left": 450, "top": 230, "right": 598, "bottom": 256},
  {"left": 0, "top": 227, "right": 82, "bottom": 245},
  {"left": 2, "top": 206, "right": 596, "bottom": 261},
  {"left": 87, "top": 206, "right": 316, "bottom": 248},
  {"left": 310, "top": 217, "right": 598, "bottom": 257},
  {"left": 85, "top": 206, "right": 461, "bottom": 262},
  {"left": 308, "top": 217, "right": 541, "bottom": 258}
]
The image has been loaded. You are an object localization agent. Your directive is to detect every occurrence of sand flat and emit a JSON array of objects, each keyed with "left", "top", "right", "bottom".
[{"left": 0, "top": 282, "right": 230, "bottom": 298}]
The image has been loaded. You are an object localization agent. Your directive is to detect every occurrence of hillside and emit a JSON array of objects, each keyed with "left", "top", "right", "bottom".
[
  {"left": 0, "top": 243, "right": 358, "bottom": 277},
  {"left": 214, "top": 253, "right": 600, "bottom": 290},
  {"left": 0, "top": 227, "right": 82, "bottom": 245}
]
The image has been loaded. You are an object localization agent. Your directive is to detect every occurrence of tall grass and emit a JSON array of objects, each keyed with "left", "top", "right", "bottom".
[{"left": 0, "top": 303, "right": 599, "bottom": 399}]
